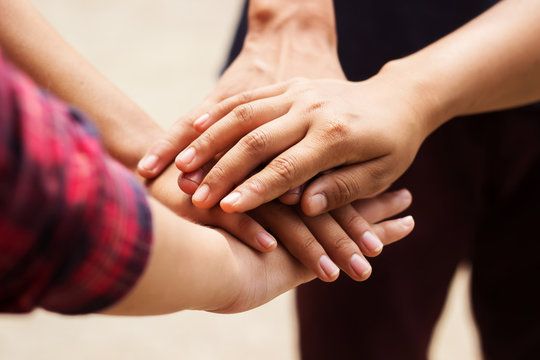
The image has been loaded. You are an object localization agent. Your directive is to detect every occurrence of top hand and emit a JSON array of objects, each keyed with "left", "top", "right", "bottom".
[{"left": 174, "top": 70, "right": 439, "bottom": 216}]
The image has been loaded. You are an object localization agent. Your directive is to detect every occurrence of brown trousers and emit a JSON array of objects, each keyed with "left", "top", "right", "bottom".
[{"left": 297, "top": 110, "right": 540, "bottom": 360}]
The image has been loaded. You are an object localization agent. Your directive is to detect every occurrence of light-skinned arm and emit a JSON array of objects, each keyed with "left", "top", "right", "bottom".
[{"left": 105, "top": 193, "right": 414, "bottom": 315}]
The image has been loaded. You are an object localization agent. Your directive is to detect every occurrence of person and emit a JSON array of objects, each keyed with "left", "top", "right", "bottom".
[
  {"left": 0, "top": 1, "right": 414, "bottom": 314},
  {"left": 140, "top": 0, "right": 540, "bottom": 358},
  {"left": 0, "top": 0, "right": 417, "bottom": 285}
]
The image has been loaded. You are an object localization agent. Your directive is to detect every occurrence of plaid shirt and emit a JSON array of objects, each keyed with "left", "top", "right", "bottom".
[{"left": 0, "top": 52, "right": 152, "bottom": 315}]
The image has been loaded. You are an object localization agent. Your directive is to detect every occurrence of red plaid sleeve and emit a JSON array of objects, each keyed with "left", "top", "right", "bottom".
[{"left": 0, "top": 52, "right": 153, "bottom": 315}]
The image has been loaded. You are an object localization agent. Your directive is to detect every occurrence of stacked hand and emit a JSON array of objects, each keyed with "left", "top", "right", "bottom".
[
  {"left": 172, "top": 73, "right": 432, "bottom": 217},
  {"left": 139, "top": 17, "right": 417, "bottom": 284}
]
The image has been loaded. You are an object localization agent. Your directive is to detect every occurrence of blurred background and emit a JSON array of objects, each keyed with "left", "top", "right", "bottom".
[{"left": 0, "top": 1, "right": 482, "bottom": 359}]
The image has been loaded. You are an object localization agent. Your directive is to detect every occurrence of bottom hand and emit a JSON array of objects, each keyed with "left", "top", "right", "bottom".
[{"left": 180, "top": 168, "right": 415, "bottom": 283}]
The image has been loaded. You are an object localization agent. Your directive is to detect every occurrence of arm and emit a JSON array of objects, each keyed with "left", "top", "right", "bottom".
[
  {"left": 0, "top": 0, "right": 159, "bottom": 169},
  {"left": 104, "top": 198, "right": 311, "bottom": 315},
  {"left": 137, "top": 0, "right": 343, "bottom": 178},
  {"left": 388, "top": 0, "right": 540, "bottom": 131},
  {"left": 172, "top": 0, "right": 540, "bottom": 215},
  {"left": 107, "top": 191, "right": 415, "bottom": 316},
  {"left": 0, "top": 52, "right": 414, "bottom": 316},
  {"left": 0, "top": 0, "right": 280, "bottom": 256},
  {"left": 0, "top": 0, "right": 411, "bottom": 281}
]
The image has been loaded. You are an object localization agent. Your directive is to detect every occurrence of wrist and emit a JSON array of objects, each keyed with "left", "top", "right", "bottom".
[
  {"left": 247, "top": 0, "right": 337, "bottom": 49},
  {"left": 377, "top": 57, "right": 458, "bottom": 137}
]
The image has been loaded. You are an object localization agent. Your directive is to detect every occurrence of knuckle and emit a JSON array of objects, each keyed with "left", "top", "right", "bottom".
[
  {"left": 197, "top": 130, "right": 216, "bottom": 150},
  {"left": 366, "top": 164, "right": 391, "bottom": 193},
  {"left": 242, "top": 130, "right": 269, "bottom": 153},
  {"left": 328, "top": 175, "right": 357, "bottom": 205},
  {"left": 206, "top": 163, "right": 228, "bottom": 183},
  {"left": 323, "top": 120, "right": 350, "bottom": 143},
  {"left": 268, "top": 156, "right": 298, "bottom": 183},
  {"left": 345, "top": 214, "right": 368, "bottom": 233},
  {"left": 300, "top": 234, "right": 319, "bottom": 253},
  {"left": 304, "top": 101, "right": 329, "bottom": 115},
  {"left": 237, "top": 215, "right": 256, "bottom": 232},
  {"left": 233, "top": 104, "right": 255, "bottom": 125},
  {"left": 154, "top": 136, "right": 176, "bottom": 151},
  {"left": 243, "top": 177, "right": 268, "bottom": 197},
  {"left": 332, "top": 235, "right": 354, "bottom": 253},
  {"left": 238, "top": 91, "right": 253, "bottom": 104}
]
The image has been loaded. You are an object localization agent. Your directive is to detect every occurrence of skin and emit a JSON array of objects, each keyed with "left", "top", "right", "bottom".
[
  {"left": 147, "top": 0, "right": 540, "bottom": 217},
  {"left": 133, "top": 0, "right": 401, "bottom": 277},
  {"left": 0, "top": 0, "right": 416, "bottom": 313},
  {"left": 105, "top": 194, "right": 414, "bottom": 315},
  {"left": 0, "top": 0, "right": 412, "bottom": 280}
]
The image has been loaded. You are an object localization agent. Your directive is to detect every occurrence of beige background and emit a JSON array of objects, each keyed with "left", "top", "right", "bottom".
[{"left": 0, "top": 1, "right": 482, "bottom": 359}]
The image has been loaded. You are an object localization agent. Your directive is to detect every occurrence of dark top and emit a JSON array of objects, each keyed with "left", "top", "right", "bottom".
[
  {"left": 228, "top": 0, "right": 497, "bottom": 80},
  {"left": 228, "top": 1, "right": 540, "bottom": 111}
]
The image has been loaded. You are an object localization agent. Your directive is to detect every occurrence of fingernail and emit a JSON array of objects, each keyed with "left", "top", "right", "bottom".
[
  {"left": 183, "top": 170, "right": 205, "bottom": 185},
  {"left": 362, "top": 231, "right": 383, "bottom": 253},
  {"left": 193, "top": 113, "right": 210, "bottom": 128},
  {"left": 176, "top": 147, "right": 196, "bottom": 166},
  {"left": 400, "top": 215, "right": 415, "bottom": 228},
  {"left": 222, "top": 191, "right": 242, "bottom": 207},
  {"left": 138, "top": 154, "right": 159, "bottom": 172},
  {"left": 308, "top": 194, "right": 328, "bottom": 214},
  {"left": 256, "top": 232, "right": 277, "bottom": 249},
  {"left": 350, "top": 254, "right": 372, "bottom": 279},
  {"left": 319, "top": 255, "right": 340, "bottom": 279},
  {"left": 192, "top": 184, "right": 210, "bottom": 203},
  {"left": 397, "top": 189, "right": 412, "bottom": 202}
]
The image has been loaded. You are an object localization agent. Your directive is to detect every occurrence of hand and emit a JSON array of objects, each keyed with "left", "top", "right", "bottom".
[
  {"left": 180, "top": 166, "right": 415, "bottom": 283},
  {"left": 145, "top": 164, "right": 284, "bottom": 254},
  {"left": 214, "top": 189, "right": 416, "bottom": 314},
  {"left": 174, "top": 70, "right": 438, "bottom": 216},
  {"left": 106, "top": 189, "right": 415, "bottom": 316},
  {"left": 137, "top": 18, "right": 343, "bottom": 179}
]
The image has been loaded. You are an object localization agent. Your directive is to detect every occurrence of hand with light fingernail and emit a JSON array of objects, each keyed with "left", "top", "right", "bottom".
[
  {"left": 180, "top": 165, "right": 415, "bottom": 282},
  {"left": 173, "top": 70, "right": 436, "bottom": 217}
]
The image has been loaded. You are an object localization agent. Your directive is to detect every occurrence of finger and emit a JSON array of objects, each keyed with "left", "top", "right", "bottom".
[
  {"left": 220, "top": 136, "right": 340, "bottom": 213},
  {"left": 138, "top": 103, "right": 213, "bottom": 178},
  {"left": 191, "top": 115, "right": 307, "bottom": 209},
  {"left": 176, "top": 95, "right": 291, "bottom": 173},
  {"left": 278, "top": 185, "right": 304, "bottom": 205},
  {"left": 251, "top": 202, "right": 340, "bottom": 282},
  {"left": 372, "top": 215, "right": 415, "bottom": 246},
  {"left": 192, "top": 82, "right": 291, "bottom": 132},
  {"left": 353, "top": 189, "right": 413, "bottom": 223},
  {"left": 178, "top": 162, "right": 215, "bottom": 195},
  {"left": 178, "top": 169, "right": 205, "bottom": 195},
  {"left": 301, "top": 159, "right": 392, "bottom": 216},
  {"left": 331, "top": 205, "right": 384, "bottom": 258},
  {"left": 300, "top": 212, "right": 372, "bottom": 282},
  {"left": 213, "top": 210, "right": 278, "bottom": 253}
]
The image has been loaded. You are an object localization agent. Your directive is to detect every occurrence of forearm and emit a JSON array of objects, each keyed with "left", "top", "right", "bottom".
[
  {"left": 105, "top": 197, "right": 314, "bottom": 316},
  {"left": 0, "top": 0, "right": 161, "bottom": 169},
  {"left": 383, "top": 0, "right": 540, "bottom": 136},
  {"left": 248, "top": 0, "right": 336, "bottom": 41},
  {"left": 244, "top": 0, "right": 338, "bottom": 80},
  {"left": 104, "top": 198, "right": 240, "bottom": 315}
]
